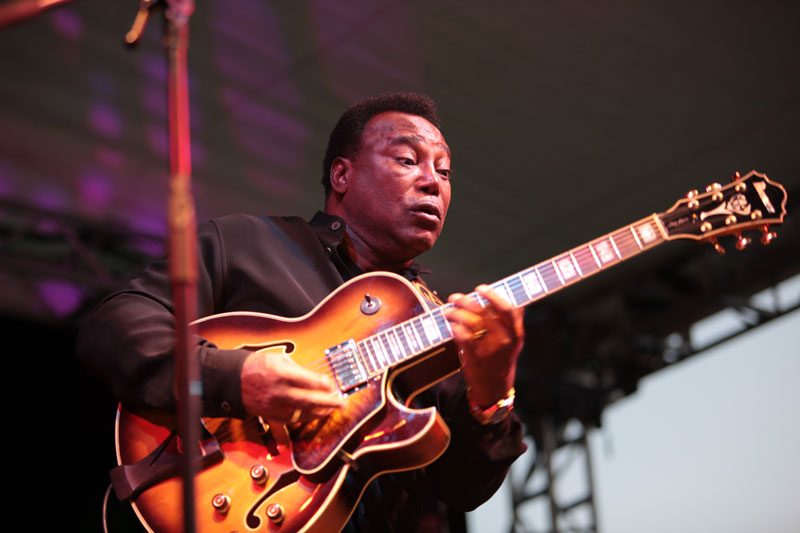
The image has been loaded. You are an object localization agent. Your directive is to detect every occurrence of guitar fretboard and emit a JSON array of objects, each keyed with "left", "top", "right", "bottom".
[{"left": 328, "top": 214, "right": 666, "bottom": 391}]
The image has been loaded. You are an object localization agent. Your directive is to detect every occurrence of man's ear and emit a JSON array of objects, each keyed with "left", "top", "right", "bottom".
[{"left": 329, "top": 157, "right": 350, "bottom": 195}]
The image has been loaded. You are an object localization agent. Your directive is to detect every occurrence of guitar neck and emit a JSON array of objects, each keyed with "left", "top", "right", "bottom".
[{"left": 343, "top": 214, "right": 668, "bottom": 383}]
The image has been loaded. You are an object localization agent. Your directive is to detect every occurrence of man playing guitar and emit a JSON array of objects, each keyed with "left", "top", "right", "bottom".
[{"left": 78, "top": 92, "right": 528, "bottom": 532}]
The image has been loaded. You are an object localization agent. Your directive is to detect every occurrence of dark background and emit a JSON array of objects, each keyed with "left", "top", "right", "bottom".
[{"left": 1, "top": 1, "right": 798, "bottom": 530}]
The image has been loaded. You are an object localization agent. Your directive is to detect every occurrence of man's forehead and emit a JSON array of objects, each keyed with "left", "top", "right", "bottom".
[{"left": 364, "top": 111, "right": 450, "bottom": 154}]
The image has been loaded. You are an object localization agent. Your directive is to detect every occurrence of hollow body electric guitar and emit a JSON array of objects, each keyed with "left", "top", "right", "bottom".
[{"left": 113, "top": 171, "right": 786, "bottom": 532}]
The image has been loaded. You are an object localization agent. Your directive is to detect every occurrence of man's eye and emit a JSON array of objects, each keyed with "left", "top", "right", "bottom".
[
  {"left": 437, "top": 168, "right": 451, "bottom": 179},
  {"left": 398, "top": 157, "right": 416, "bottom": 166}
]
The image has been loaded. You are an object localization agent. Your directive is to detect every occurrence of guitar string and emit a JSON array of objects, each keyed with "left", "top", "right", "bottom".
[
  {"left": 301, "top": 224, "right": 655, "bottom": 376},
  {"left": 196, "top": 223, "right": 657, "bottom": 431},
  {"left": 287, "top": 223, "right": 656, "bottom": 380}
]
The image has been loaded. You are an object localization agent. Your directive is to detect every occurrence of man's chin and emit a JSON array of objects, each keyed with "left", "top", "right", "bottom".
[{"left": 401, "top": 228, "right": 440, "bottom": 255}]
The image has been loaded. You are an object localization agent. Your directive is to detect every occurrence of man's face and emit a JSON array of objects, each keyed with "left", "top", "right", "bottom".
[{"left": 337, "top": 111, "right": 452, "bottom": 263}]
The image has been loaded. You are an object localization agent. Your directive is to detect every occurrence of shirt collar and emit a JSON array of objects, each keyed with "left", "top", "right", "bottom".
[{"left": 309, "top": 211, "right": 431, "bottom": 281}]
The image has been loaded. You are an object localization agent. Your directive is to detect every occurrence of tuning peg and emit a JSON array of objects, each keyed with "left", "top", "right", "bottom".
[
  {"left": 735, "top": 233, "right": 751, "bottom": 250},
  {"left": 760, "top": 226, "right": 777, "bottom": 245},
  {"left": 730, "top": 171, "right": 742, "bottom": 183},
  {"left": 705, "top": 183, "right": 722, "bottom": 192},
  {"left": 710, "top": 238, "right": 725, "bottom": 255},
  {"left": 685, "top": 189, "right": 700, "bottom": 209}
]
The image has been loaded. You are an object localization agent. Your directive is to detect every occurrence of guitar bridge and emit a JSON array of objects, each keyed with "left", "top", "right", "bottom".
[{"left": 325, "top": 339, "right": 368, "bottom": 393}]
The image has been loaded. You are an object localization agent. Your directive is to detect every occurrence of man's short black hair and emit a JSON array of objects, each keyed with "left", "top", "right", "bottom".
[{"left": 321, "top": 92, "right": 441, "bottom": 199}]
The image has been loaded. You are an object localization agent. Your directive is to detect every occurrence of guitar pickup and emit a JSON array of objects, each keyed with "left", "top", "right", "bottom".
[{"left": 325, "top": 339, "right": 368, "bottom": 393}]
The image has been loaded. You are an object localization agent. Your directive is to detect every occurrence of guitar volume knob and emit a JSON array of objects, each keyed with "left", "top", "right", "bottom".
[
  {"left": 250, "top": 464, "right": 269, "bottom": 485},
  {"left": 212, "top": 493, "right": 231, "bottom": 514},
  {"left": 267, "top": 503, "right": 285, "bottom": 524}
]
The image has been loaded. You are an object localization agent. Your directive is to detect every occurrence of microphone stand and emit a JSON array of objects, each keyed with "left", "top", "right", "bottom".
[
  {"left": 127, "top": 1, "right": 200, "bottom": 532},
  {"left": 4, "top": 2, "right": 202, "bottom": 530}
]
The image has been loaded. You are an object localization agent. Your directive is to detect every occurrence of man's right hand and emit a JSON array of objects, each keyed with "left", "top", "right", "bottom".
[{"left": 241, "top": 351, "right": 344, "bottom": 423}]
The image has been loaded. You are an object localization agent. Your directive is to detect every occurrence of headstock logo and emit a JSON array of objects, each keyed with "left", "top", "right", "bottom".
[{"left": 700, "top": 193, "right": 751, "bottom": 221}]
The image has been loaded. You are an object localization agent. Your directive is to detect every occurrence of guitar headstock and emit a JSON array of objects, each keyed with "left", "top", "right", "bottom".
[{"left": 657, "top": 171, "right": 787, "bottom": 253}]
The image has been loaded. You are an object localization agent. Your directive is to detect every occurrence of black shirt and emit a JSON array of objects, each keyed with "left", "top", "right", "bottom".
[{"left": 77, "top": 211, "right": 526, "bottom": 532}]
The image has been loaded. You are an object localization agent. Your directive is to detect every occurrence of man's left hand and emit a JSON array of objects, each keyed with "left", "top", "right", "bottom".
[{"left": 445, "top": 285, "right": 524, "bottom": 407}]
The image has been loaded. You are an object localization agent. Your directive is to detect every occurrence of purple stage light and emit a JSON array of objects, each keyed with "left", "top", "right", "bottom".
[
  {"left": 49, "top": 8, "right": 83, "bottom": 40},
  {"left": 89, "top": 103, "right": 123, "bottom": 139},
  {"left": 37, "top": 279, "right": 84, "bottom": 318},
  {"left": 78, "top": 171, "right": 112, "bottom": 211}
]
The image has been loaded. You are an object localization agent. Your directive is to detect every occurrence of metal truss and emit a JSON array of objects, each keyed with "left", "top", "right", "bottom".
[
  {"left": 509, "top": 275, "right": 799, "bottom": 533},
  {"left": 510, "top": 418, "right": 598, "bottom": 533}
]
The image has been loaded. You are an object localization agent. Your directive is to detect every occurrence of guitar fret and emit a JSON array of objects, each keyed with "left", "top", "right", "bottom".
[
  {"left": 534, "top": 268, "right": 548, "bottom": 293},
  {"left": 608, "top": 234, "right": 622, "bottom": 259},
  {"left": 554, "top": 254, "right": 579, "bottom": 282},
  {"left": 492, "top": 281, "right": 514, "bottom": 306},
  {"left": 538, "top": 262, "right": 562, "bottom": 291},
  {"left": 635, "top": 219, "right": 659, "bottom": 246},
  {"left": 379, "top": 332, "right": 396, "bottom": 364},
  {"left": 395, "top": 326, "right": 412, "bottom": 358},
  {"left": 551, "top": 260, "right": 565, "bottom": 285},
  {"left": 385, "top": 330, "right": 402, "bottom": 362},
  {"left": 570, "top": 252, "right": 583, "bottom": 277},
  {"left": 369, "top": 337, "right": 386, "bottom": 369},
  {"left": 591, "top": 238, "right": 617, "bottom": 265},
  {"left": 473, "top": 293, "right": 489, "bottom": 308},
  {"left": 433, "top": 308, "right": 453, "bottom": 339},
  {"left": 520, "top": 268, "right": 543, "bottom": 299},
  {"left": 574, "top": 246, "right": 599, "bottom": 276},
  {"left": 404, "top": 322, "right": 422, "bottom": 353},
  {"left": 359, "top": 341, "right": 376, "bottom": 374},
  {"left": 421, "top": 313, "right": 440, "bottom": 344},
  {"left": 507, "top": 275, "right": 528, "bottom": 306},
  {"left": 412, "top": 318, "right": 431, "bottom": 349},
  {"left": 613, "top": 229, "right": 639, "bottom": 257},
  {"left": 652, "top": 214, "right": 668, "bottom": 240},
  {"left": 629, "top": 224, "right": 643, "bottom": 250},
  {"left": 588, "top": 241, "right": 602, "bottom": 268}
]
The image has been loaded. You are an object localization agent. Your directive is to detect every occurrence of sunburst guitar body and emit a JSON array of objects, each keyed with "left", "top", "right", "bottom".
[{"left": 115, "top": 272, "right": 454, "bottom": 533}]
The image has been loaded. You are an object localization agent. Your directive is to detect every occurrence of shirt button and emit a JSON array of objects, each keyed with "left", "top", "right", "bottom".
[
  {"left": 331, "top": 221, "right": 341, "bottom": 231},
  {"left": 221, "top": 401, "right": 231, "bottom": 413}
]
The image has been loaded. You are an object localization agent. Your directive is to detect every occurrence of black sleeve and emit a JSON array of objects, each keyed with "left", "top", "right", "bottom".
[
  {"left": 425, "top": 374, "right": 528, "bottom": 511},
  {"left": 76, "top": 220, "right": 251, "bottom": 418}
]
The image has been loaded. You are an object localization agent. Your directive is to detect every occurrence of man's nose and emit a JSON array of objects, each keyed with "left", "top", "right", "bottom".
[{"left": 417, "top": 162, "right": 441, "bottom": 194}]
